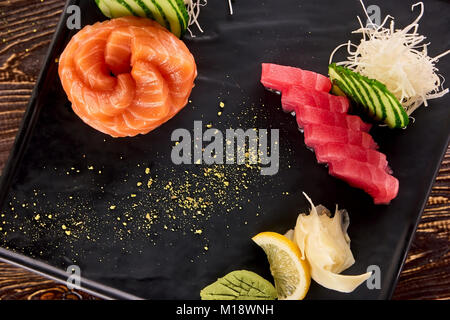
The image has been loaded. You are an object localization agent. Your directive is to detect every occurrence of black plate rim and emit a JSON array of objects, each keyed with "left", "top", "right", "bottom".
[
  {"left": 385, "top": 134, "right": 449, "bottom": 299},
  {"left": 0, "top": 248, "right": 141, "bottom": 300}
]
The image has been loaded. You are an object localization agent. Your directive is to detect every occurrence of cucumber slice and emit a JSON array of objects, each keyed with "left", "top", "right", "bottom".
[
  {"left": 95, "top": 0, "right": 189, "bottom": 37},
  {"left": 98, "top": 0, "right": 134, "bottom": 18},
  {"left": 331, "top": 84, "right": 346, "bottom": 97},
  {"left": 148, "top": 0, "right": 171, "bottom": 30},
  {"left": 329, "top": 63, "right": 409, "bottom": 129},
  {"left": 122, "top": 0, "right": 152, "bottom": 18}
]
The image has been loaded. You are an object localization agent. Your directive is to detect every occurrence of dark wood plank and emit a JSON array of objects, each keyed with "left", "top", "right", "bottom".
[
  {"left": 0, "top": 261, "right": 97, "bottom": 299},
  {"left": 0, "top": 0, "right": 448, "bottom": 300},
  {"left": 0, "top": 0, "right": 92, "bottom": 300},
  {"left": 392, "top": 148, "right": 450, "bottom": 300}
]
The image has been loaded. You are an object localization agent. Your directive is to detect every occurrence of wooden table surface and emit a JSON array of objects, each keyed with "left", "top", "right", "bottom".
[{"left": 0, "top": 0, "right": 448, "bottom": 300}]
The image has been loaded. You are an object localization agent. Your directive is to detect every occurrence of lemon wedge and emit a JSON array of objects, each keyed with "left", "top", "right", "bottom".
[{"left": 252, "top": 232, "right": 311, "bottom": 300}]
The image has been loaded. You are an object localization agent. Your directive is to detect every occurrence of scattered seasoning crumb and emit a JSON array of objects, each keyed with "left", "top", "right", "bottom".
[{"left": 0, "top": 102, "right": 289, "bottom": 263}]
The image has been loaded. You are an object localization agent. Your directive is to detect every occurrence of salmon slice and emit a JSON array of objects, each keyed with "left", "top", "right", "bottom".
[
  {"left": 58, "top": 16, "right": 197, "bottom": 137},
  {"left": 105, "top": 28, "right": 132, "bottom": 75}
]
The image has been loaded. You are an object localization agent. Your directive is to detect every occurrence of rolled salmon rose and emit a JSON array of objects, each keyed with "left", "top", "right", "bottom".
[{"left": 58, "top": 16, "right": 197, "bottom": 137}]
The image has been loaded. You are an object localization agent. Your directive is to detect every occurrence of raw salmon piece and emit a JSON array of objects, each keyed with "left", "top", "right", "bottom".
[
  {"left": 58, "top": 17, "right": 197, "bottom": 137},
  {"left": 261, "top": 63, "right": 332, "bottom": 93},
  {"left": 282, "top": 85, "right": 349, "bottom": 113},
  {"left": 105, "top": 28, "right": 132, "bottom": 75},
  {"left": 295, "top": 106, "right": 372, "bottom": 132}
]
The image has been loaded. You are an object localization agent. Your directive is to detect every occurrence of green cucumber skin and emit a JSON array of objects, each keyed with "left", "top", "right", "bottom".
[
  {"left": 329, "top": 68, "right": 373, "bottom": 116},
  {"left": 116, "top": 0, "right": 138, "bottom": 16},
  {"left": 173, "top": 0, "right": 189, "bottom": 28},
  {"left": 95, "top": 0, "right": 188, "bottom": 38},
  {"left": 167, "top": 0, "right": 187, "bottom": 35},
  {"left": 329, "top": 63, "right": 409, "bottom": 129},
  {"left": 134, "top": 0, "right": 156, "bottom": 20}
]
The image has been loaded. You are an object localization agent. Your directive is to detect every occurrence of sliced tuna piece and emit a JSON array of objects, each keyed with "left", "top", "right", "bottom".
[
  {"left": 328, "top": 159, "right": 399, "bottom": 204},
  {"left": 295, "top": 106, "right": 372, "bottom": 132},
  {"left": 314, "top": 143, "right": 389, "bottom": 172},
  {"left": 261, "top": 63, "right": 332, "bottom": 93},
  {"left": 282, "top": 85, "right": 349, "bottom": 113},
  {"left": 260, "top": 63, "right": 399, "bottom": 204},
  {"left": 303, "top": 124, "right": 378, "bottom": 150}
]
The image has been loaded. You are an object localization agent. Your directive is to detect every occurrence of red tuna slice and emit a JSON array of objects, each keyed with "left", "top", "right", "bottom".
[
  {"left": 296, "top": 106, "right": 372, "bottom": 132},
  {"left": 328, "top": 159, "right": 399, "bottom": 204},
  {"left": 303, "top": 124, "right": 378, "bottom": 150},
  {"left": 281, "top": 85, "right": 349, "bottom": 113},
  {"left": 261, "top": 63, "right": 332, "bottom": 93},
  {"left": 314, "top": 143, "right": 389, "bottom": 172}
]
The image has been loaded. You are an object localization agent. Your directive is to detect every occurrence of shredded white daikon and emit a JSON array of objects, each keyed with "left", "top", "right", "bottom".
[
  {"left": 184, "top": 1, "right": 234, "bottom": 37},
  {"left": 330, "top": 1, "right": 449, "bottom": 115},
  {"left": 184, "top": 0, "right": 207, "bottom": 36}
]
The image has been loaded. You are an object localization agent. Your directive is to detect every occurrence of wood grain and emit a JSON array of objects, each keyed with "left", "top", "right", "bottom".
[
  {"left": 0, "top": 0, "right": 448, "bottom": 300},
  {"left": 392, "top": 148, "right": 450, "bottom": 300}
]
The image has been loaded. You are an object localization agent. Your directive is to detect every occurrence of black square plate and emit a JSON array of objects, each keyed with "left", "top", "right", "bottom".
[{"left": 0, "top": 0, "right": 449, "bottom": 299}]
